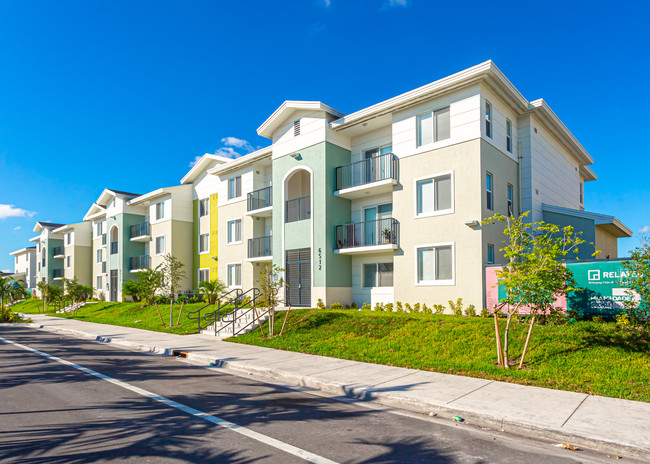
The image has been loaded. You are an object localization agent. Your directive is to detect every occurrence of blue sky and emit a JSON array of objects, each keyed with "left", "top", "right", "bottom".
[{"left": 1, "top": 0, "right": 648, "bottom": 271}]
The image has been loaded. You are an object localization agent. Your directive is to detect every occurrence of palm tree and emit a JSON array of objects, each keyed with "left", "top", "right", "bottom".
[
  {"left": 198, "top": 279, "right": 226, "bottom": 304},
  {"left": 0, "top": 277, "right": 27, "bottom": 310}
]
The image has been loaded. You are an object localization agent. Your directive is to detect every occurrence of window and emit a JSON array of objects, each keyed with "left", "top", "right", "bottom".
[
  {"left": 199, "top": 233, "right": 210, "bottom": 253},
  {"left": 155, "top": 236, "right": 166, "bottom": 255},
  {"left": 65, "top": 232, "right": 72, "bottom": 246},
  {"left": 294, "top": 119, "right": 301, "bottom": 136},
  {"left": 199, "top": 198, "right": 209, "bottom": 217},
  {"left": 487, "top": 244, "right": 495, "bottom": 264},
  {"left": 507, "top": 183, "right": 514, "bottom": 216},
  {"left": 15, "top": 256, "right": 18, "bottom": 264},
  {"left": 416, "top": 173, "right": 453, "bottom": 216},
  {"left": 198, "top": 269, "right": 210, "bottom": 283},
  {"left": 506, "top": 119, "right": 512, "bottom": 153},
  {"left": 66, "top": 256, "right": 71, "bottom": 268},
  {"left": 363, "top": 263, "right": 394, "bottom": 288},
  {"left": 228, "top": 176, "right": 242, "bottom": 200},
  {"left": 485, "top": 101, "right": 492, "bottom": 138},
  {"left": 97, "top": 249, "right": 102, "bottom": 263},
  {"left": 579, "top": 181, "right": 584, "bottom": 205},
  {"left": 96, "top": 276, "right": 102, "bottom": 290},
  {"left": 155, "top": 202, "right": 165, "bottom": 220},
  {"left": 227, "top": 263, "right": 241, "bottom": 287},
  {"left": 417, "top": 245, "right": 454, "bottom": 284},
  {"left": 417, "top": 106, "right": 450, "bottom": 146},
  {"left": 96, "top": 223, "right": 102, "bottom": 236},
  {"left": 227, "top": 219, "right": 241, "bottom": 244},
  {"left": 486, "top": 172, "right": 494, "bottom": 211}
]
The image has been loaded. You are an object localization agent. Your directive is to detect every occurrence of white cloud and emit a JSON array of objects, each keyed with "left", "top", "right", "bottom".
[
  {"left": 13, "top": 226, "right": 21, "bottom": 231},
  {"left": 639, "top": 225, "right": 650, "bottom": 233},
  {"left": 221, "top": 137, "right": 255, "bottom": 152},
  {"left": 189, "top": 155, "right": 203, "bottom": 168},
  {"left": 0, "top": 204, "right": 35, "bottom": 219},
  {"left": 215, "top": 147, "right": 242, "bottom": 159}
]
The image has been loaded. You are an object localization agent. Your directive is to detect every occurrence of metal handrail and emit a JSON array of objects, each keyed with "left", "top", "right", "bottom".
[
  {"left": 130, "top": 222, "right": 150, "bottom": 239},
  {"left": 186, "top": 288, "right": 242, "bottom": 334},
  {"left": 335, "top": 217, "right": 399, "bottom": 249},
  {"left": 335, "top": 152, "right": 398, "bottom": 191},
  {"left": 129, "top": 255, "right": 150, "bottom": 271},
  {"left": 213, "top": 287, "right": 266, "bottom": 337},
  {"left": 53, "top": 246, "right": 64, "bottom": 257},
  {"left": 247, "top": 186, "right": 272, "bottom": 211},
  {"left": 248, "top": 236, "right": 272, "bottom": 258},
  {"left": 285, "top": 195, "right": 310, "bottom": 223}
]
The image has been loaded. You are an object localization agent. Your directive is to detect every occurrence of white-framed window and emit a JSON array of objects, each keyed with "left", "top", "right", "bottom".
[
  {"left": 66, "top": 256, "right": 71, "bottom": 268},
  {"left": 227, "top": 263, "right": 242, "bottom": 288},
  {"left": 487, "top": 244, "right": 495, "bottom": 264},
  {"left": 198, "top": 268, "right": 210, "bottom": 283},
  {"left": 155, "top": 202, "right": 165, "bottom": 220},
  {"left": 199, "top": 198, "right": 209, "bottom": 217},
  {"left": 96, "top": 249, "right": 102, "bottom": 263},
  {"left": 363, "top": 263, "right": 394, "bottom": 288},
  {"left": 506, "top": 119, "right": 512, "bottom": 153},
  {"left": 416, "top": 243, "right": 454, "bottom": 285},
  {"left": 579, "top": 181, "right": 584, "bottom": 205},
  {"left": 485, "top": 101, "right": 492, "bottom": 138},
  {"left": 155, "top": 235, "right": 166, "bottom": 255},
  {"left": 227, "top": 219, "right": 242, "bottom": 244},
  {"left": 96, "top": 223, "right": 102, "bottom": 237},
  {"left": 416, "top": 106, "right": 450, "bottom": 147},
  {"left": 96, "top": 275, "right": 102, "bottom": 290},
  {"left": 228, "top": 176, "right": 242, "bottom": 200},
  {"left": 507, "top": 183, "right": 514, "bottom": 216},
  {"left": 199, "top": 233, "right": 210, "bottom": 253},
  {"left": 65, "top": 232, "right": 73, "bottom": 246},
  {"left": 486, "top": 172, "right": 494, "bottom": 211},
  {"left": 15, "top": 256, "right": 18, "bottom": 265},
  {"left": 415, "top": 172, "right": 453, "bottom": 217}
]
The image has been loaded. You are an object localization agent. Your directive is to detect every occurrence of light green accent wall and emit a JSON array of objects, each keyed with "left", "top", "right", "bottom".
[
  {"left": 542, "top": 211, "right": 597, "bottom": 260},
  {"left": 106, "top": 212, "right": 146, "bottom": 296},
  {"left": 272, "top": 141, "right": 352, "bottom": 288},
  {"left": 42, "top": 238, "right": 64, "bottom": 286}
]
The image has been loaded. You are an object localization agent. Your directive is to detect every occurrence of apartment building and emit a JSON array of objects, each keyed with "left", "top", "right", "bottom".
[
  {"left": 180, "top": 154, "right": 232, "bottom": 288},
  {"left": 30, "top": 222, "right": 66, "bottom": 294},
  {"left": 9, "top": 246, "right": 37, "bottom": 293},
  {"left": 50, "top": 222, "right": 93, "bottom": 287},
  {"left": 207, "top": 60, "right": 630, "bottom": 309}
]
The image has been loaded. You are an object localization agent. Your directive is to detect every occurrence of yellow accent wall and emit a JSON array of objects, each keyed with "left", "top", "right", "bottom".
[{"left": 198, "top": 193, "right": 219, "bottom": 281}]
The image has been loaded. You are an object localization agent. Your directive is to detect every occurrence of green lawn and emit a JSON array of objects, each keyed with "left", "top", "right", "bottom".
[
  {"left": 229, "top": 309, "right": 650, "bottom": 402},
  {"left": 10, "top": 299, "right": 220, "bottom": 335}
]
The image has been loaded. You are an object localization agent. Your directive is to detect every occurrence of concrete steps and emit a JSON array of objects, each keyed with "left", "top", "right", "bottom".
[{"left": 201, "top": 308, "right": 269, "bottom": 337}]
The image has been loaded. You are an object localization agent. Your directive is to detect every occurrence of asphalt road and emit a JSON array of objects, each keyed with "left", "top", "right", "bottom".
[{"left": 0, "top": 327, "right": 634, "bottom": 463}]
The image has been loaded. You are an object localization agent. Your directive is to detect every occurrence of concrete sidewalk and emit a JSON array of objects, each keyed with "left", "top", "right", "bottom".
[{"left": 9, "top": 314, "right": 650, "bottom": 459}]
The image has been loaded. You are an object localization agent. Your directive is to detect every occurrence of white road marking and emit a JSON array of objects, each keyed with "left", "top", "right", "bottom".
[{"left": 0, "top": 336, "right": 338, "bottom": 464}]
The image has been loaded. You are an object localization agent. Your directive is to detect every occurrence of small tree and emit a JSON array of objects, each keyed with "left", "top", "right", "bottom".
[
  {"left": 161, "top": 254, "right": 187, "bottom": 327},
  {"left": 484, "top": 212, "right": 586, "bottom": 369},
  {"left": 0, "top": 277, "right": 26, "bottom": 309},
  {"left": 36, "top": 281, "right": 49, "bottom": 312},
  {"left": 257, "top": 263, "right": 285, "bottom": 337},
  {"left": 122, "top": 280, "right": 141, "bottom": 303},
  {"left": 621, "top": 235, "right": 650, "bottom": 324},
  {"left": 48, "top": 284, "right": 64, "bottom": 311},
  {"left": 198, "top": 279, "right": 226, "bottom": 304}
]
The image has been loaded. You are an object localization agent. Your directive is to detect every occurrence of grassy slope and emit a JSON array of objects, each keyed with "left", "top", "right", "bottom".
[
  {"left": 11, "top": 299, "right": 213, "bottom": 335},
  {"left": 229, "top": 309, "right": 650, "bottom": 402}
]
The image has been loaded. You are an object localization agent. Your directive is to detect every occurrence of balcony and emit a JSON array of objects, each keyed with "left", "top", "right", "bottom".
[
  {"left": 129, "top": 255, "right": 150, "bottom": 272},
  {"left": 101, "top": 234, "right": 107, "bottom": 246},
  {"left": 130, "top": 222, "right": 151, "bottom": 241},
  {"left": 335, "top": 217, "right": 399, "bottom": 254},
  {"left": 110, "top": 241, "right": 118, "bottom": 255},
  {"left": 334, "top": 153, "right": 398, "bottom": 199},
  {"left": 285, "top": 195, "right": 311, "bottom": 223},
  {"left": 247, "top": 236, "right": 272, "bottom": 261},
  {"left": 53, "top": 246, "right": 64, "bottom": 258},
  {"left": 247, "top": 186, "right": 272, "bottom": 217},
  {"left": 52, "top": 269, "right": 64, "bottom": 280}
]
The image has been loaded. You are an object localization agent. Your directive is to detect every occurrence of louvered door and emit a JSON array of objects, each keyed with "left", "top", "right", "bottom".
[{"left": 286, "top": 248, "right": 311, "bottom": 306}]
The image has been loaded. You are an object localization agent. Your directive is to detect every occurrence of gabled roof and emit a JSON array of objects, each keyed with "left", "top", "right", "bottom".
[
  {"left": 33, "top": 222, "right": 65, "bottom": 233},
  {"left": 257, "top": 101, "right": 345, "bottom": 139},
  {"left": 83, "top": 203, "right": 106, "bottom": 222},
  {"left": 9, "top": 247, "right": 36, "bottom": 256},
  {"left": 53, "top": 222, "right": 87, "bottom": 234},
  {"left": 181, "top": 154, "right": 233, "bottom": 185},
  {"left": 542, "top": 204, "right": 632, "bottom": 238},
  {"left": 207, "top": 146, "right": 273, "bottom": 177},
  {"left": 96, "top": 188, "right": 142, "bottom": 207},
  {"left": 128, "top": 185, "right": 190, "bottom": 206}
]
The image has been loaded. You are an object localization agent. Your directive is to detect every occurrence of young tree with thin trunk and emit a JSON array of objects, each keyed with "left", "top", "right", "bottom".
[
  {"left": 257, "top": 263, "right": 285, "bottom": 337},
  {"left": 484, "top": 212, "right": 586, "bottom": 369},
  {"left": 621, "top": 235, "right": 650, "bottom": 324},
  {"left": 161, "top": 254, "right": 186, "bottom": 327}
]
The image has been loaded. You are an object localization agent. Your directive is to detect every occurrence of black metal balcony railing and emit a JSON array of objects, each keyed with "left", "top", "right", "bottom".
[
  {"left": 129, "top": 255, "right": 150, "bottom": 271},
  {"left": 248, "top": 236, "right": 272, "bottom": 259},
  {"left": 53, "top": 246, "right": 64, "bottom": 257},
  {"left": 248, "top": 186, "right": 272, "bottom": 211},
  {"left": 335, "top": 217, "right": 399, "bottom": 250},
  {"left": 335, "top": 152, "right": 398, "bottom": 191},
  {"left": 52, "top": 269, "right": 64, "bottom": 279},
  {"left": 110, "top": 241, "right": 118, "bottom": 255},
  {"left": 101, "top": 234, "right": 107, "bottom": 246},
  {"left": 285, "top": 195, "right": 311, "bottom": 223},
  {"left": 102, "top": 262, "right": 107, "bottom": 274},
  {"left": 130, "top": 222, "right": 150, "bottom": 239}
]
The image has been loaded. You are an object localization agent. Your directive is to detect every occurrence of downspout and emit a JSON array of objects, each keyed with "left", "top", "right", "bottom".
[{"left": 517, "top": 141, "right": 523, "bottom": 216}]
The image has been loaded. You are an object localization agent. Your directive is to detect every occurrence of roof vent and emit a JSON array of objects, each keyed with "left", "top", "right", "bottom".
[{"left": 293, "top": 120, "right": 300, "bottom": 137}]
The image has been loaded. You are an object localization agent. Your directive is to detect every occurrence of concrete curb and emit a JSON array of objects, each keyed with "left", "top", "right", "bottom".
[{"left": 9, "top": 321, "right": 649, "bottom": 460}]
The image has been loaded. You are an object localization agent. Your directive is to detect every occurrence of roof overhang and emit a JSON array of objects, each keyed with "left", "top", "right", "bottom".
[
  {"left": 95, "top": 188, "right": 140, "bottom": 207},
  {"left": 208, "top": 146, "right": 273, "bottom": 177},
  {"left": 128, "top": 187, "right": 177, "bottom": 206},
  {"left": 257, "top": 101, "right": 345, "bottom": 139},
  {"left": 32, "top": 222, "right": 65, "bottom": 233},
  {"left": 542, "top": 204, "right": 632, "bottom": 238},
  {"left": 83, "top": 203, "right": 106, "bottom": 222},
  {"left": 580, "top": 165, "right": 597, "bottom": 182},
  {"left": 29, "top": 235, "right": 40, "bottom": 242},
  {"left": 181, "top": 154, "right": 233, "bottom": 184},
  {"left": 53, "top": 222, "right": 85, "bottom": 234},
  {"left": 9, "top": 247, "right": 36, "bottom": 256}
]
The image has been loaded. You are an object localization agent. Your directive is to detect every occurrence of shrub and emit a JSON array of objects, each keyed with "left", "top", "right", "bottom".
[
  {"left": 481, "top": 307, "right": 490, "bottom": 318},
  {"left": 433, "top": 304, "right": 445, "bottom": 315},
  {"left": 361, "top": 302, "right": 371, "bottom": 311},
  {"left": 374, "top": 302, "right": 385, "bottom": 311},
  {"left": 0, "top": 306, "right": 29, "bottom": 323},
  {"left": 396, "top": 301, "right": 404, "bottom": 313},
  {"left": 405, "top": 303, "right": 413, "bottom": 313},
  {"left": 592, "top": 315, "right": 605, "bottom": 323},
  {"left": 413, "top": 303, "right": 421, "bottom": 313},
  {"left": 384, "top": 302, "right": 393, "bottom": 312},
  {"left": 467, "top": 304, "right": 476, "bottom": 317},
  {"left": 330, "top": 302, "right": 343, "bottom": 309},
  {"left": 317, "top": 298, "right": 326, "bottom": 309},
  {"left": 449, "top": 298, "right": 463, "bottom": 316},
  {"left": 422, "top": 304, "right": 431, "bottom": 314},
  {"left": 351, "top": 302, "right": 358, "bottom": 309},
  {"left": 616, "top": 313, "right": 630, "bottom": 326},
  {"left": 344, "top": 304, "right": 350, "bottom": 309}
]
